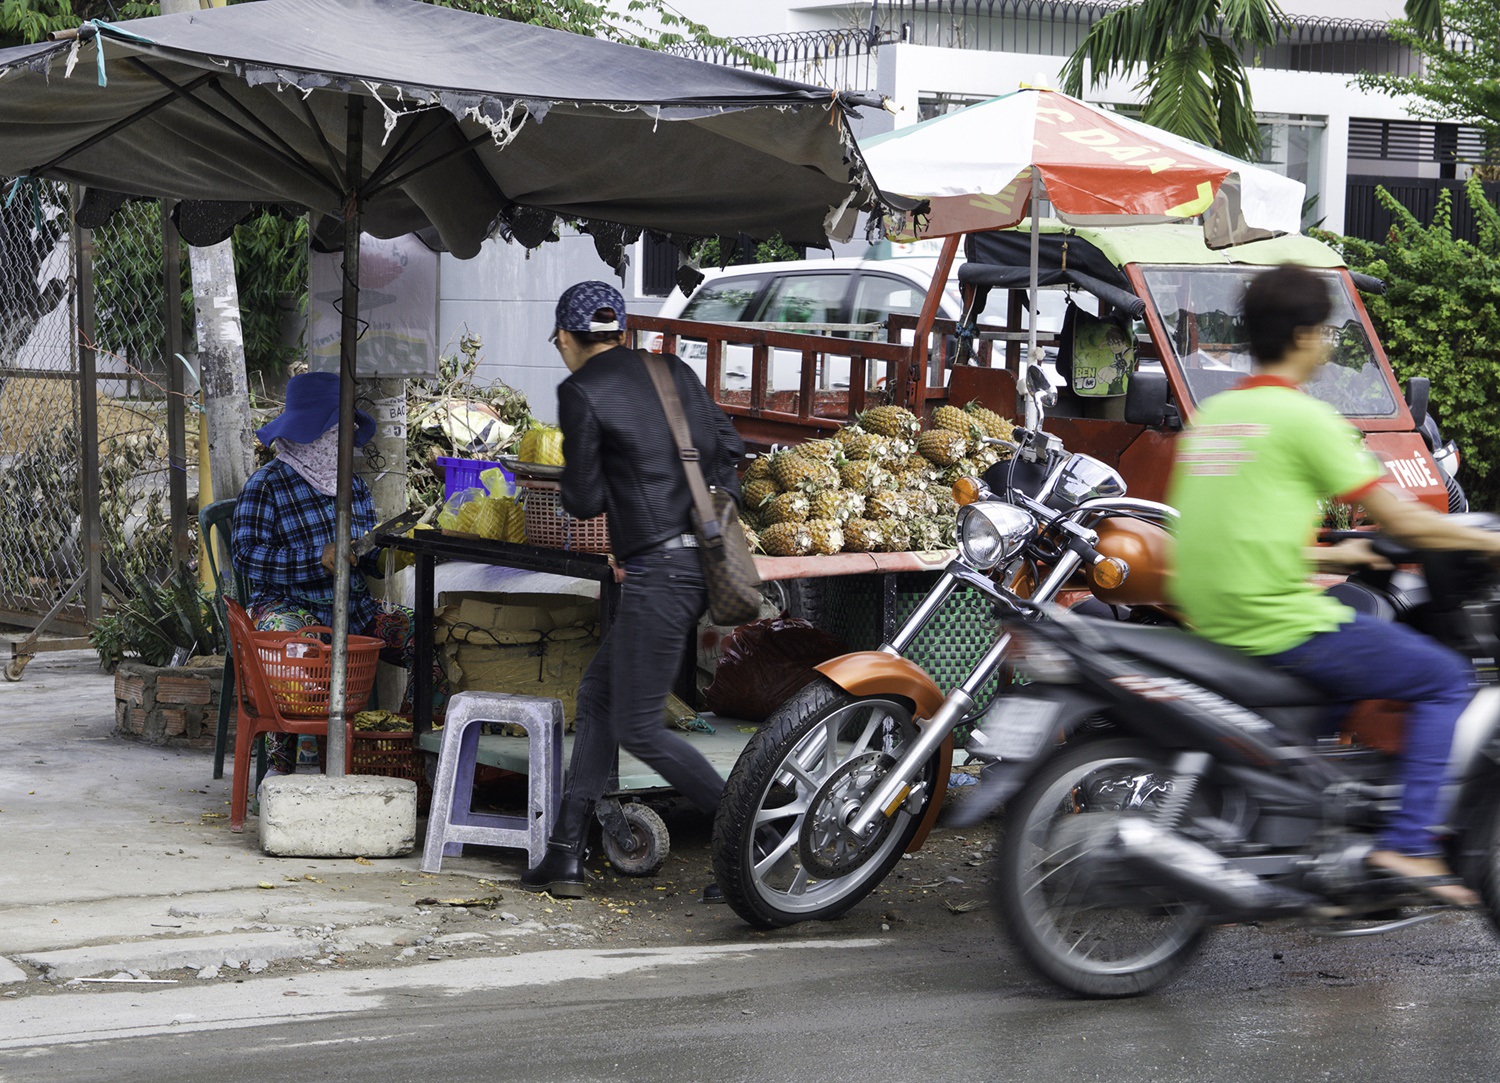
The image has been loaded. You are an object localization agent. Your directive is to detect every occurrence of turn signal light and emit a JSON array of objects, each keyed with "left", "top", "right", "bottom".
[
  {"left": 1090, "top": 556, "right": 1130, "bottom": 590},
  {"left": 952, "top": 476, "right": 984, "bottom": 506}
]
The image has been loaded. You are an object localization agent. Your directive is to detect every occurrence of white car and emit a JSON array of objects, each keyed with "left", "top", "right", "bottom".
[{"left": 649, "top": 248, "right": 1065, "bottom": 395}]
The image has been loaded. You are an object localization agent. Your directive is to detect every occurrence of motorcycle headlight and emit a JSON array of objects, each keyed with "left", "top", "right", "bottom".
[{"left": 956, "top": 501, "right": 1036, "bottom": 570}]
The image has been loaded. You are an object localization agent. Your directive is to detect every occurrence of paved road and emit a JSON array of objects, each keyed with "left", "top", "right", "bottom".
[{"left": 3, "top": 913, "right": 1498, "bottom": 1082}]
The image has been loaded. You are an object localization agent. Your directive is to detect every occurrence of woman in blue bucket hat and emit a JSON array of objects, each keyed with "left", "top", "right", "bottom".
[{"left": 231, "top": 371, "right": 446, "bottom": 778}]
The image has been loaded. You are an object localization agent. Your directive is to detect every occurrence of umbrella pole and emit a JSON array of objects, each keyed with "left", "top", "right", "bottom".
[
  {"left": 1025, "top": 168, "right": 1041, "bottom": 430},
  {"left": 326, "top": 98, "right": 364, "bottom": 776}
]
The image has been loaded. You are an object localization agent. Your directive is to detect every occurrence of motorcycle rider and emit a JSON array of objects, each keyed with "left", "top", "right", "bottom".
[{"left": 1168, "top": 262, "right": 1500, "bottom": 907}]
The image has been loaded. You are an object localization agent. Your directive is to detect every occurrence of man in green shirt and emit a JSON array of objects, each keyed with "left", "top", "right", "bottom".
[{"left": 1169, "top": 263, "right": 1500, "bottom": 906}]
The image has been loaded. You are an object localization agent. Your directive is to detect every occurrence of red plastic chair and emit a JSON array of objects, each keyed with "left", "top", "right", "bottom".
[{"left": 224, "top": 600, "right": 381, "bottom": 832}]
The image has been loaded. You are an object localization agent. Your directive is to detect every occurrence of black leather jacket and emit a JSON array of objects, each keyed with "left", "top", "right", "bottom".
[{"left": 558, "top": 347, "right": 744, "bottom": 560}]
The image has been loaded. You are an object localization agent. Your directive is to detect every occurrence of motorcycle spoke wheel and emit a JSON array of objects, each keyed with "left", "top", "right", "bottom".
[
  {"left": 996, "top": 739, "right": 1211, "bottom": 998},
  {"left": 712, "top": 678, "right": 934, "bottom": 928}
]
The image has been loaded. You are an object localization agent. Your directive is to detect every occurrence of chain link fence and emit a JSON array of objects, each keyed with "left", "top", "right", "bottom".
[{"left": 0, "top": 183, "right": 193, "bottom": 637}]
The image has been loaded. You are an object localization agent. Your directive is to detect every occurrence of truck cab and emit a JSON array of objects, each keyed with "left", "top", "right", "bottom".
[{"left": 956, "top": 222, "right": 1447, "bottom": 510}]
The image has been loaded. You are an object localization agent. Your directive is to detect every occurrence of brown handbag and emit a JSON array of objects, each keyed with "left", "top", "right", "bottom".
[{"left": 641, "top": 351, "right": 763, "bottom": 626}]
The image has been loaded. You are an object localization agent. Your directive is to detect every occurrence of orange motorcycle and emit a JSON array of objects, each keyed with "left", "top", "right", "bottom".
[{"left": 711, "top": 369, "right": 1178, "bottom": 927}]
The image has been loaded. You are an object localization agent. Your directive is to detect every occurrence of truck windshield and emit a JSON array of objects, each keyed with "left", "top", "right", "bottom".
[{"left": 1139, "top": 265, "right": 1399, "bottom": 419}]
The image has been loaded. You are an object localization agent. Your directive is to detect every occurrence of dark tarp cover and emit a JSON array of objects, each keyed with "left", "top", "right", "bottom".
[
  {"left": 962, "top": 230, "right": 1145, "bottom": 318},
  {"left": 0, "top": 0, "right": 887, "bottom": 255}
]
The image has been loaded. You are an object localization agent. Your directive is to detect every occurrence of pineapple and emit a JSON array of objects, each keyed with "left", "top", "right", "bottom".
[
  {"left": 842, "top": 518, "right": 884, "bottom": 553},
  {"left": 878, "top": 518, "right": 912, "bottom": 552},
  {"left": 742, "top": 476, "right": 780, "bottom": 510},
  {"left": 741, "top": 519, "right": 762, "bottom": 554},
  {"left": 838, "top": 458, "right": 889, "bottom": 495},
  {"left": 518, "top": 424, "right": 565, "bottom": 466},
  {"left": 762, "top": 491, "right": 811, "bottom": 525},
  {"left": 917, "top": 428, "right": 968, "bottom": 466},
  {"left": 810, "top": 488, "right": 864, "bottom": 523},
  {"left": 971, "top": 445, "right": 1002, "bottom": 471},
  {"left": 771, "top": 449, "right": 837, "bottom": 492},
  {"left": 792, "top": 438, "right": 841, "bottom": 463},
  {"left": 805, "top": 519, "right": 845, "bottom": 556},
  {"left": 931, "top": 404, "right": 971, "bottom": 435},
  {"left": 965, "top": 401, "right": 1016, "bottom": 443},
  {"left": 938, "top": 459, "right": 981, "bottom": 488},
  {"left": 903, "top": 487, "right": 940, "bottom": 519},
  {"left": 743, "top": 455, "right": 774, "bottom": 482},
  {"left": 858, "top": 405, "right": 920, "bottom": 441},
  {"left": 760, "top": 521, "right": 813, "bottom": 557},
  {"left": 908, "top": 516, "right": 948, "bottom": 552},
  {"left": 839, "top": 430, "right": 890, "bottom": 461},
  {"left": 865, "top": 489, "right": 911, "bottom": 521}
]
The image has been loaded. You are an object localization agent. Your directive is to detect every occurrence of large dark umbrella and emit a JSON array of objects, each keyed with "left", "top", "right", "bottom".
[{"left": 0, "top": 0, "right": 886, "bottom": 767}]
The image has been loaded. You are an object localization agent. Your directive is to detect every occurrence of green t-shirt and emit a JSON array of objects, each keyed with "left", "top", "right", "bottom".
[{"left": 1167, "top": 378, "right": 1384, "bottom": 655}]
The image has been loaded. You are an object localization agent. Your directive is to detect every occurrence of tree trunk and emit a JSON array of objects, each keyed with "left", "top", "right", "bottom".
[
  {"left": 357, "top": 375, "right": 409, "bottom": 523},
  {"left": 162, "top": 0, "right": 254, "bottom": 505},
  {"left": 188, "top": 241, "right": 255, "bottom": 503}
]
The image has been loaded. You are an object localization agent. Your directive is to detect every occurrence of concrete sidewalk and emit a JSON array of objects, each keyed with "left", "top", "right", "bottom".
[{"left": 0, "top": 650, "right": 740, "bottom": 993}]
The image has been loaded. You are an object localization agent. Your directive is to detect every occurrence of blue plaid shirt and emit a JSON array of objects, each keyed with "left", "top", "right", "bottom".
[{"left": 231, "top": 458, "right": 382, "bottom": 631}]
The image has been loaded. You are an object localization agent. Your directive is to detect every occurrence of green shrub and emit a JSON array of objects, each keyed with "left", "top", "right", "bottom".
[{"left": 1313, "top": 176, "right": 1500, "bottom": 511}]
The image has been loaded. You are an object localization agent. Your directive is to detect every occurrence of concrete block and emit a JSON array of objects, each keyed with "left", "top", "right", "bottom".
[
  {"left": 0, "top": 957, "right": 27, "bottom": 984},
  {"left": 259, "top": 774, "right": 417, "bottom": 857}
]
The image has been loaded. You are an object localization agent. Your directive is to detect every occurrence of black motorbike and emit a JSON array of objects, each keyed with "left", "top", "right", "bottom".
[{"left": 958, "top": 525, "right": 1500, "bottom": 997}]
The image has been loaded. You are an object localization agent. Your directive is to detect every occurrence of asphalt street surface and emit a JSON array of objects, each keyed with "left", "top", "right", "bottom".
[{"left": 4, "top": 911, "right": 1499, "bottom": 1082}]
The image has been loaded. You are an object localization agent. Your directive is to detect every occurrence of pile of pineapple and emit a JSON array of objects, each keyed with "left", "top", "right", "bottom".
[{"left": 742, "top": 402, "right": 1015, "bottom": 557}]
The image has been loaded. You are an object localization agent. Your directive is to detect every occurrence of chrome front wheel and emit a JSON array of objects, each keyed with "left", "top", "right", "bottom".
[{"left": 712, "top": 677, "right": 937, "bottom": 928}]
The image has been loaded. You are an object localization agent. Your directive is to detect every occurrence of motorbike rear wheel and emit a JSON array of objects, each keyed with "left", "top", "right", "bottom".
[
  {"left": 995, "top": 738, "right": 1213, "bottom": 997},
  {"left": 711, "top": 677, "right": 938, "bottom": 929}
]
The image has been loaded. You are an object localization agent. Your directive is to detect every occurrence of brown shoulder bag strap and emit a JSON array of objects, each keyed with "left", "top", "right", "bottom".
[{"left": 639, "top": 350, "right": 724, "bottom": 547}]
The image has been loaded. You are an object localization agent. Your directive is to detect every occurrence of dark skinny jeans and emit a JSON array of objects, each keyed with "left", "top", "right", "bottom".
[{"left": 552, "top": 544, "right": 724, "bottom": 847}]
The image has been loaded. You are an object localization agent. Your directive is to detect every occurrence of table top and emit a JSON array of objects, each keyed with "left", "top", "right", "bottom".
[{"left": 383, "top": 529, "right": 953, "bottom": 583}]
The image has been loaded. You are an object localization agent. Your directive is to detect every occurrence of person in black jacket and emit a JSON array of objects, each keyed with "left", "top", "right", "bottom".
[{"left": 520, "top": 280, "right": 744, "bottom": 900}]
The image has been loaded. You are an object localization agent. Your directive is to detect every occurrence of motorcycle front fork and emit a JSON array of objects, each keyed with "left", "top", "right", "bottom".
[{"left": 845, "top": 552, "right": 1083, "bottom": 840}]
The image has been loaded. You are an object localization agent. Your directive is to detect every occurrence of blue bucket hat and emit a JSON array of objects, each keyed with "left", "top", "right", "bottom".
[
  {"left": 255, "top": 371, "right": 375, "bottom": 448},
  {"left": 555, "top": 280, "right": 627, "bottom": 334}
]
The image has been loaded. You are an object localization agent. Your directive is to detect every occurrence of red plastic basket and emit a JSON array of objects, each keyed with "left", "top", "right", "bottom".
[
  {"left": 252, "top": 628, "right": 383, "bottom": 717},
  {"left": 520, "top": 479, "right": 611, "bottom": 553}
]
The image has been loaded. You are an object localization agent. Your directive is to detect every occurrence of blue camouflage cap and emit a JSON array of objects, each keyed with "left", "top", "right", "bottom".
[{"left": 555, "top": 280, "right": 627, "bottom": 333}]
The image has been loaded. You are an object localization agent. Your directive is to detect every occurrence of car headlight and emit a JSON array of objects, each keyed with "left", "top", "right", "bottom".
[{"left": 956, "top": 501, "right": 1036, "bottom": 570}]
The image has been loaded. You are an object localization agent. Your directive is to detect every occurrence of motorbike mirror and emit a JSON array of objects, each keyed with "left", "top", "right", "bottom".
[
  {"left": 1124, "top": 370, "right": 1171, "bottom": 428},
  {"left": 1025, "top": 363, "right": 1050, "bottom": 394},
  {"left": 1405, "top": 375, "right": 1430, "bottom": 430}
]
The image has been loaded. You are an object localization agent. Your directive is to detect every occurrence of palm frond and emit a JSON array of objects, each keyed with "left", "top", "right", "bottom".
[
  {"left": 1139, "top": 38, "right": 1222, "bottom": 150},
  {"left": 1205, "top": 36, "right": 1261, "bottom": 159},
  {"left": 1217, "top": 0, "right": 1290, "bottom": 48},
  {"left": 1403, "top": 0, "right": 1442, "bottom": 38}
]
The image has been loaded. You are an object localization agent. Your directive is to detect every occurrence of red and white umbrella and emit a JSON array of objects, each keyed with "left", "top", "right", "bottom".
[
  {"left": 860, "top": 87, "right": 1304, "bottom": 424},
  {"left": 862, "top": 87, "right": 1304, "bottom": 248}
]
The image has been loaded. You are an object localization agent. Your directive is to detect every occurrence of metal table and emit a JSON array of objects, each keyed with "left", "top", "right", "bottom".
[
  {"left": 379, "top": 530, "right": 958, "bottom": 735},
  {"left": 380, "top": 532, "right": 619, "bottom": 735}
]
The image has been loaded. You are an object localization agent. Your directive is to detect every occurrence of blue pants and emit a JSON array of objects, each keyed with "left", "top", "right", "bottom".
[{"left": 1266, "top": 613, "right": 1474, "bottom": 855}]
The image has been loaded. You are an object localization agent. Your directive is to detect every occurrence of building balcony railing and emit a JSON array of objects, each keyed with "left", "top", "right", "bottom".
[{"left": 668, "top": 1, "right": 1457, "bottom": 85}]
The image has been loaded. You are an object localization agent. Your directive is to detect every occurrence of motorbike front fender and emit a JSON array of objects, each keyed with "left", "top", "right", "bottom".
[
  {"left": 813, "top": 653, "right": 950, "bottom": 852},
  {"left": 815, "top": 652, "right": 946, "bottom": 719}
]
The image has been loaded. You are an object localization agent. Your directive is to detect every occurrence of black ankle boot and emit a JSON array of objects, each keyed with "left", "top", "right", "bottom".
[{"left": 520, "top": 844, "right": 586, "bottom": 898}]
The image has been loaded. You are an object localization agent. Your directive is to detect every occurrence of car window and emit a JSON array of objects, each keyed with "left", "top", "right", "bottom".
[
  {"left": 852, "top": 273, "right": 924, "bottom": 324},
  {"left": 754, "top": 273, "right": 850, "bottom": 325},
  {"left": 681, "top": 276, "right": 767, "bottom": 322}
]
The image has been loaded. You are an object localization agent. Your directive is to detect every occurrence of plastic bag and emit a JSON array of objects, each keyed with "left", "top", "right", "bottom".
[{"left": 704, "top": 617, "right": 848, "bottom": 724}]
